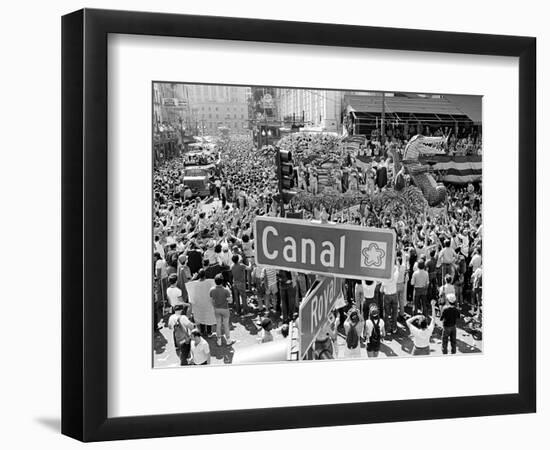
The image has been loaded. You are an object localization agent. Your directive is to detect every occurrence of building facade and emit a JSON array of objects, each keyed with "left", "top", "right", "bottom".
[
  {"left": 153, "top": 83, "right": 250, "bottom": 136},
  {"left": 275, "top": 88, "right": 344, "bottom": 132},
  {"left": 153, "top": 83, "right": 189, "bottom": 132},
  {"left": 186, "top": 84, "right": 250, "bottom": 135}
]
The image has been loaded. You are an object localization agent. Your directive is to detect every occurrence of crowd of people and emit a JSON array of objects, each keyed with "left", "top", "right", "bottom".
[
  {"left": 153, "top": 132, "right": 482, "bottom": 365},
  {"left": 356, "top": 125, "right": 482, "bottom": 156}
]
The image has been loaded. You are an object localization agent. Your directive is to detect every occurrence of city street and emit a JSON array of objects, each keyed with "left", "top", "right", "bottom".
[
  {"left": 154, "top": 302, "right": 482, "bottom": 367},
  {"left": 153, "top": 83, "right": 483, "bottom": 366}
]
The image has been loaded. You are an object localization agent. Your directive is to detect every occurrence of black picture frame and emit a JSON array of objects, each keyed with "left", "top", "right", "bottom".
[{"left": 62, "top": 8, "right": 536, "bottom": 442}]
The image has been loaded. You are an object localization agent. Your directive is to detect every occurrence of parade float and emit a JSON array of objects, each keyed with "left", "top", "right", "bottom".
[
  {"left": 276, "top": 131, "right": 432, "bottom": 225},
  {"left": 392, "top": 134, "right": 448, "bottom": 207}
]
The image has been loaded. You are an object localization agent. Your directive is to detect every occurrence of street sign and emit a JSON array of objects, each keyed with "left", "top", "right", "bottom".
[
  {"left": 299, "top": 277, "right": 343, "bottom": 357},
  {"left": 254, "top": 216, "right": 396, "bottom": 280}
]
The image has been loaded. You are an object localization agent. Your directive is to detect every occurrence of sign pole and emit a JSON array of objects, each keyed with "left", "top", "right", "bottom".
[
  {"left": 301, "top": 214, "right": 331, "bottom": 361},
  {"left": 381, "top": 91, "right": 386, "bottom": 145},
  {"left": 297, "top": 276, "right": 343, "bottom": 360},
  {"left": 275, "top": 149, "right": 285, "bottom": 215}
]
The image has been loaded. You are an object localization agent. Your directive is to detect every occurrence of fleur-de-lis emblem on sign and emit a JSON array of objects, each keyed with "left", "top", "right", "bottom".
[{"left": 361, "top": 243, "right": 385, "bottom": 267}]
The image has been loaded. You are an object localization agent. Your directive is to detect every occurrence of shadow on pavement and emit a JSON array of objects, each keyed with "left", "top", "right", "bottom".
[
  {"left": 207, "top": 336, "right": 236, "bottom": 364},
  {"left": 455, "top": 336, "right": 482, "bottom": 353},
  {"left": 154, "top": 330, "right": 168, "bottom": 354},
  {"left": 379, "top": 342, "right": 399, "bottom": 357},
  {"left": 389, "top": 327, "right": 415, "bottom": 355}
]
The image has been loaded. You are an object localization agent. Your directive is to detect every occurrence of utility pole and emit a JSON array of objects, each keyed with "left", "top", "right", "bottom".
[
  {"left": 381, "top": 91, "right": 386, "bottom": 145},
  {"left": 275, "top": 150, "right": 285, "bottom": 215}
]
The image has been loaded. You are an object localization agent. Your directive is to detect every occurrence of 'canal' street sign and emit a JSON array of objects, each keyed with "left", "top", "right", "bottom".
[
  {"left": 254, "top": 216, "right": 396, "bottom": 280},
  {"left": 299, "top": 276, "right": 343, "bottom": 358}
]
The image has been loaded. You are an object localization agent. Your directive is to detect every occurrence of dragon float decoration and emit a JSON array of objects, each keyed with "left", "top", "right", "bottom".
[{"left": 393, "top": 134, "right": 448, "bottom": 206}]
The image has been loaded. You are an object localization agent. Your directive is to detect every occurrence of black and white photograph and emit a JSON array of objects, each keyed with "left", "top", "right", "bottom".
[
  {"left": 0, "top": 0, "right": 544, "bottom": 446},
  {"left": 152, "top": 83, "right": 483, "bottom": 367}
]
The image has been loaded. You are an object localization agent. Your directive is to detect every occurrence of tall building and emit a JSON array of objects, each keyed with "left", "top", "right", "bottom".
[
  {"left": 153, "top": 83, "right": 189, "bottom": 132},
  {"left": 250, "top": 87, "right": 278, "bottom": 121},
  {"left": 185, "top": 84, "right": 250, "bottom": 135},
  {"left": 276, "top": 88, "right": 343, "bottom": 132}
]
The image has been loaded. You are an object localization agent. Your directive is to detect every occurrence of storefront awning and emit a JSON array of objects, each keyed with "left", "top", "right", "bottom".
[
  {"left": 344, "top": 94, "right": 481, "bottom": 124},
  {"left": 443, "top": 95, "right": 482, "bottom": 124}
]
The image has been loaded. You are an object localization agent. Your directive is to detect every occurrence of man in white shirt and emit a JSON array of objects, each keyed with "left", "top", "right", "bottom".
[
  {"left": 395, "top": 256, "right": 407, "bottom": 318},
  {"left": 183, "top": 186, "right": 193, "bottom": 200},
  {"left": 470, "top": 247, "right": 482, "bottom": 272},
  {"left": 154, "top": 235, "right": 165, "bottom": 259},
  {"left": 190, "top": 330, "right": 211, "bottom": 365},
  {"left": 437, "top": 239, "right": 457, "bottom": 280},
  {"left": 154, "top": 252, "right": 169, "bottom": 303},
  {"left": 167, "top": 305, "right": 194, "bottom": 365},
  {"left": 406, "top": 301, "right": 437, "bottom": 355},
  {"left": 471, "top": 264, "right": 483, "bottom": 314},
  {"left": 203, "top": 240, "right": 217, "bottom": 265},
  {"left": 459, "top": 232, "right": 470, "bottom": 258},
  {"left": 381, "top": 264, "right": 400, "bottom": 335},
  {"left": 166, "top": 274, "right": 189, "bottom": 312}
]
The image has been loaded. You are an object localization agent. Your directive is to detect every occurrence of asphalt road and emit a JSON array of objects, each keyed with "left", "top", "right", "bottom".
[{"left": 153, "top": 303, "right": 482, "bottom": 367}]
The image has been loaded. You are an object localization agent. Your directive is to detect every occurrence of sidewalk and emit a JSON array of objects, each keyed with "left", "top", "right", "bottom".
[
  {"left": 154, "top": 306, "right": 287, "bottom": 367},
  {"left": 154, "top": 302, "right": 482, "bottom": 367}
]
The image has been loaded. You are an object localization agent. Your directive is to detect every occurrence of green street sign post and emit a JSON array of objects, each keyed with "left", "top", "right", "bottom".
[
  {"left": 298, "top": 276, "right": 343, "bottom": 358},
  {"left": 254, "top": 216, "right": 396, "bottom": 281}
]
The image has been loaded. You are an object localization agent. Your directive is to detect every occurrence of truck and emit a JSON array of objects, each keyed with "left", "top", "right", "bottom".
[
  {"left": 181, "top": 147, "right": 222, "bottom": 198},
  {"left": 182, "top": 167, "right": 211, "bottom": 198}
]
